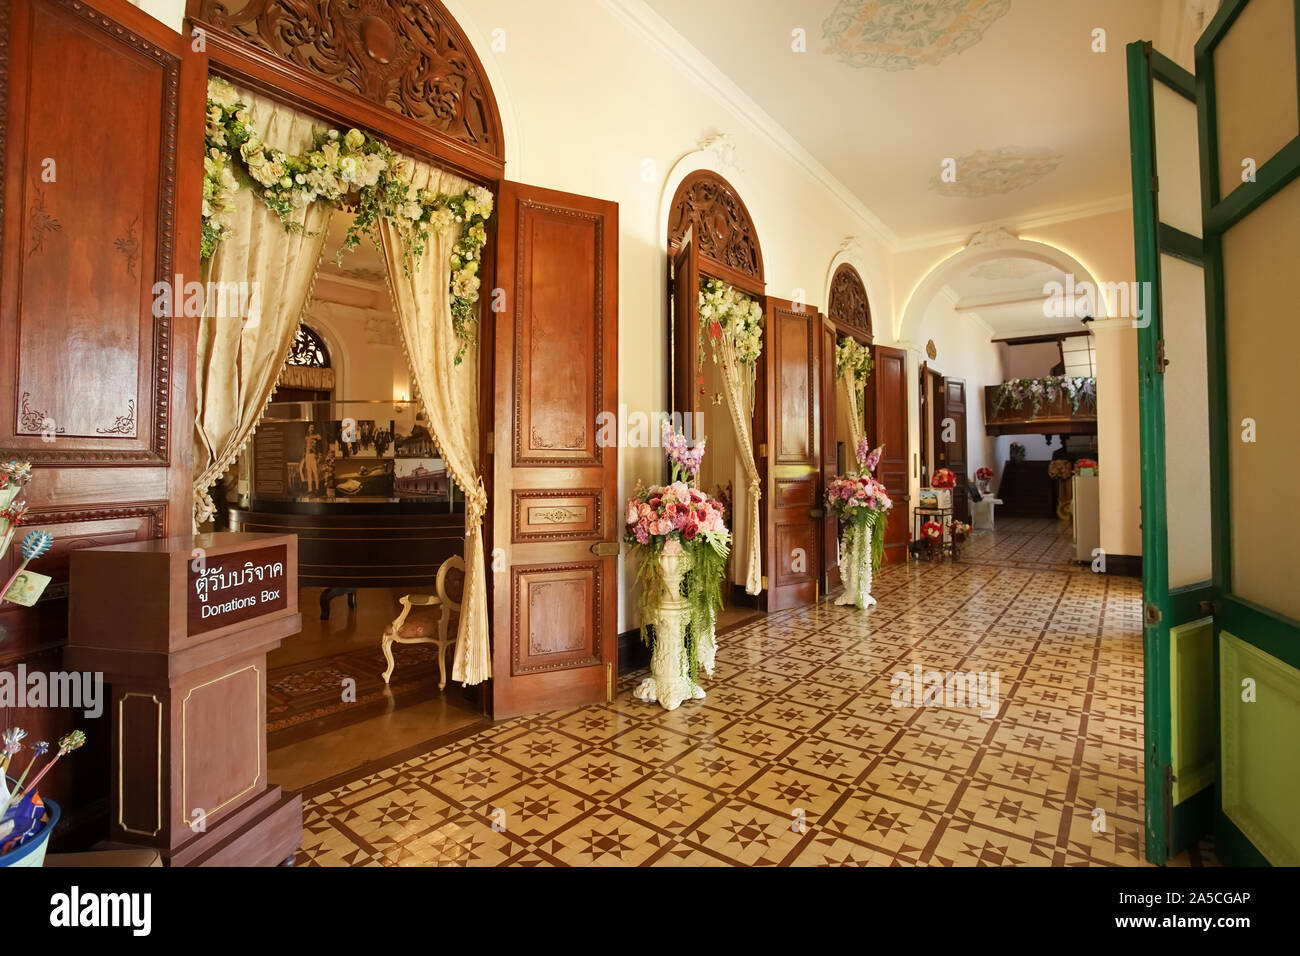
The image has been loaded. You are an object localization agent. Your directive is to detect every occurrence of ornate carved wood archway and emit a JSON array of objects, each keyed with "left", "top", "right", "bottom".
[
  {"left": 190, "top": 0, "right": 505, "bottom": 180},
  {"left": 667, "top": 170, "right": 764, "bottom": 294},
  {"left": 827, "top": 263, "right": 872, "bottom": 343}
]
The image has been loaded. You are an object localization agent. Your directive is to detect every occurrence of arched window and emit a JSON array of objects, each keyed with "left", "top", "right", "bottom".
[{"left": 286, "top": 324, "right": 331, "bottom": 368}]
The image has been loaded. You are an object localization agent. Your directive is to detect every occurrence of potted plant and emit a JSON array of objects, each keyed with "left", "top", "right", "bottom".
[
  {"left": 827, "top": 439, "right": 892, "bottom": 610},
  {"left": 930, "top": 467, "right": 956, "bottom": 509},
  {"left": 624, "top": 422, "right": 731, "bottom": 711},
  {"left": 975, "top": 466, "right": 994, "bottom": 495},
  {"left": 1075, "top": 458, "right": 1098, "bottom": 477}
]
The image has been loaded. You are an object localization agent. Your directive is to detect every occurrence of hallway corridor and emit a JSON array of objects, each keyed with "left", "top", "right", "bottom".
[{"left": 296, "top": 521, "right": 1212, "bottom": 866}]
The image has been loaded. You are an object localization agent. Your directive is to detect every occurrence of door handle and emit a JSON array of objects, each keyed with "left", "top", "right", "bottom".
[{"left": 591, "top": 541, "right": 620, "bottom": 556}]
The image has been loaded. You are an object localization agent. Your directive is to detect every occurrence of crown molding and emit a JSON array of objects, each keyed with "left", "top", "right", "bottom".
[
  {"left": 601, "top": 0, "right": 899, "bottom": 252},
  {"left": 895, "top": 193, "right": 1135, "bottom": 253}
]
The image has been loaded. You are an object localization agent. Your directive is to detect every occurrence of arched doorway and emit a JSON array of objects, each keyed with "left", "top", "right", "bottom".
[{"left": 668, "top": 170, "right": 824, "bottom": 612}]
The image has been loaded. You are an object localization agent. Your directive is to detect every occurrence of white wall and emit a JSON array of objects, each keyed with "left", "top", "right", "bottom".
[{"left": 911, "top": 294, "right": 1003, "bottom": 494}]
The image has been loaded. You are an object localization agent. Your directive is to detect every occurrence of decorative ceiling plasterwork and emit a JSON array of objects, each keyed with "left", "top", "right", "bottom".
[
  {"left": 822, "top": 0, "right": 1013, "bottom": 71},
  {"left": 966, "top": 224, "right": 1019, "bottom": 249},
  {"left": 698, "top": 132, "right": 742, "bottom": 175},
  {"left": 195, "top": 0, "right": 503, "bottom": 158},
  {"left": 667, "top": 170, "right": 764, "bottom": 282},
  {"left": 827, "top": 263, "right": 872, "bottom": 340},
  {"left": 930, "top": 147, "right": 1064, "bottom": 198}
]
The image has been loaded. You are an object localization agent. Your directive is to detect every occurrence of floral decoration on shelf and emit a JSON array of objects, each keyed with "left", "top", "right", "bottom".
[
  {"left": 975, "top": 466, "right": 994, "bottom": 481},
  {"left": 625, "top": 422, "right": 731, "bottom": 703},
  {"left": 931, "top": 467, "right": 956, "bottom": 489},
  {"left": 1, "top": 461, "right": 52, "bottom": 608},
  {"left": 203, "top": 77, "right": 493, "bottom": 365},
  {"left": 992, "top": 376, "right": 1096, "bottom": 418},
  {"left": 827, "top": 437, "right": 892, "bottom": 610},
  {"left": 834, "top": 335, "right": 873, "bottom": 383},
  {"left": 0, "top": 727, "right": 86, "bottom": 862},
  {"left": 1076, "top": 458, "right": 1098, "bottom": 473},
  {"left": 699, "top": 278, "right": 764, "bottom": 369},
  {"left": 1048, "top": 459, "right": 1075, "bottom": 480}
]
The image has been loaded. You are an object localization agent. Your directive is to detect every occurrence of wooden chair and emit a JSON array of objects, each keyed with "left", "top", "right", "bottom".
[{"left": 380, "top": 555, "right": 465, "bottom": 691}]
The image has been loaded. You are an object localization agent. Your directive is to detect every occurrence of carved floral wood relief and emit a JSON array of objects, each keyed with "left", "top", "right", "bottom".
[
  {"left": 196, "top": 0, "right": 503, "bottom": 158},
  {"left": 828, "top": 263, "right": 872, "bottom": 339},
  {"left": 667, "top": 171, "right": 764, "bottom": 282}
]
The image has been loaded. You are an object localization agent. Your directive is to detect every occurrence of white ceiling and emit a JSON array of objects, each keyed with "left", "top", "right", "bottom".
[
  {"left": 943, "top": 254, "right": 1080, "bottom": 337},
  {"left": 642, "top": 0, "right": 1173, "bottom": 244}
]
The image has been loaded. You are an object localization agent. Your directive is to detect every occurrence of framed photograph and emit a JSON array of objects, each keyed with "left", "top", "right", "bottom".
[
  {"left": 394, "top": 458, "right": 450, "bottom": 499},
  {"left": 331, "top": 457, "right": 395, "bottom": 498}
]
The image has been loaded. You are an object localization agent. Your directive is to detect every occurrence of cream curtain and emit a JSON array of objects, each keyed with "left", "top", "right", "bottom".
[
  {"left": 712, "top": 338, "right": 763, "bottom": 595},
  {"left": 193, "top": 86, "right": 334, "bottom": 526},
  {"left": 378, "top": 156, "right": 490, "bottom": 686},
  {"left": 839, "top": 369, "right": 865, "bottom": 456}
]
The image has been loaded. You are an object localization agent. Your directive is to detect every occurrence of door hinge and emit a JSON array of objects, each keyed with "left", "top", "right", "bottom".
[
  {"left": 761, "top": 575, "right": 768, "bottom": 590},
  {"left": 606, "top": 662, "right": 613, "bottom": 702},
  {"left": 486, "top": 430, "right": 494, "bottom": 453},
  {"left": 1198, "top": 599, "right": 1221, "bottom": 617},
  {"left": 1154, "top": 339, "right": 1169, "bottom": 373},
  {"left": 1152, "top": 174, "right": 1160, "bottom": 195},
  {"left": 757, "top": 443, "right": 768, "bottom": 458},
  {"left": 1144, "top": 602, "right": 1163, "bottom": 626}
]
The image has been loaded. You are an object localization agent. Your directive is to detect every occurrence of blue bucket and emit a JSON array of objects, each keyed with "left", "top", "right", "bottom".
[{"left": 0, "top": 779, "right": 60, "bottom": 868}]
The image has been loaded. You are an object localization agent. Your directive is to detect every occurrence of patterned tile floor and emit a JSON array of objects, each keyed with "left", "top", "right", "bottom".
[{"left": 298, "top": 518, "right": 1214, "bottom": 867}]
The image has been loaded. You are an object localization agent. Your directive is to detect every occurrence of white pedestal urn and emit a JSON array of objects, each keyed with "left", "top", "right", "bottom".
[
  {"left": 634, "top": 544, "right": 708, "bottom": 711},
  {"left": 834, "top": 519, "right": 876, "bottom": 609}
]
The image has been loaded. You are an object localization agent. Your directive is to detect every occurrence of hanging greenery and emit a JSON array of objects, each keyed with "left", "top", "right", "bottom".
[
  {"left": 201, "top": 77, "right": 493, "bottom": 365},
  {"left": 991, "top": 375, "right": 1096, "bottom": 417},
  {"left": 699, "top": 278, "right": 764, "bottom": 367},
  {"left": 835, "top": 335, "right": 873, "bottom": 383}
]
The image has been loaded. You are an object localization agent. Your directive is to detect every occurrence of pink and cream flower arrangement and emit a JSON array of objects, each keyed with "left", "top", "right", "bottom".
[
  {"left": 625, "top": 421, "right": 730, "bottom": 552},
  {"left": 827, "top": 438, "right": 893, "bottom": 609}
]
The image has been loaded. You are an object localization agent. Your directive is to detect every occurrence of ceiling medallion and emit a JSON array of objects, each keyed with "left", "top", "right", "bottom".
[
  {"left": 823, "top": 0, "right": 1012, "bottom": 71},
  {"left": 926, "top": 339, "right": 937, "bottom": 360},
  {"left": 930, "top": 147, "right": 1063, "bottom": 198}
]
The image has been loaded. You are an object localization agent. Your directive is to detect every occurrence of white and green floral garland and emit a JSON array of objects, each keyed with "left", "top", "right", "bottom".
[
  {"left": 202, "top": 77, "right": 492, "bottom": 365},
  {"left": 698, "top": 277, "right": 763, "bottom": 366},
  {"left": 835, "top": 335, "right": 872, "bottom": 383}
]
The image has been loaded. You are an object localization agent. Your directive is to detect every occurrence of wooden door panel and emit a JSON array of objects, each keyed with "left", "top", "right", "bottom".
[
  {"left": 493, "top": 181, "right": 618, "bottom": 719},
  {"left": 819, "top": 323, "right": 839, "bottom": 590},
  {"left": 0, "top": 0, "right": 203, "bottom": 839},
  {"left": 670, "top": 228, "right": 699, "bottom": 421},
  {"left": 765, "top": 298, "right": 820, "bottom": 610},
  {"left": 874, "top": 345, "right": 910, "bottom": 562},
  {"left": 944, "top": 377, "right": 969, "bottom": 521}
]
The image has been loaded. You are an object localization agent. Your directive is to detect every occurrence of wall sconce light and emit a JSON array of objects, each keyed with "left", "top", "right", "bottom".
[{"left": 393, "top": 391, "right": 408, "bottom": 413}]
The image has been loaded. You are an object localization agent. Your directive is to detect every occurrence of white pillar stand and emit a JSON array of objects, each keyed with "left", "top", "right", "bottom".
[
  {"left": 834, "top": 521, "right": 876, "bottom": 609},
  {"left": 634, "top": 547, "right": 707, "bottom": 711}
]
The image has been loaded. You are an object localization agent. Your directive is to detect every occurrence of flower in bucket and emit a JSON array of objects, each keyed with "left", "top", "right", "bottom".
[
  {"left": 921, "top": 520, "right": 944, "bottom": 541},
  {"left": 931, "top": 468, "right": 956, "bottom": 489},
  {"left": 975, "top": 466, "right": 993, "bottom": 482},
  {"left": 952, "top": 520, "right": 972, "bottom": 539}
]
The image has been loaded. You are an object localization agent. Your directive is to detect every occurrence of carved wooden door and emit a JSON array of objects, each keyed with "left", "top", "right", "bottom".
[
  {"left": 873, "top": 345, "right": 910, "bottom": 563},
  {"left": 942, "top": 377, "right": 969, "bottom": 521},
  {"left": 491, "top": 182, "right": 619, "bottom": 719},
  {"left": 819, "top": 319, "right": 840, "bottom": 591},
  {"left": 0, "top": 0, "right": 203, "bottom": 824},
  {"left": 763, "top": 298, "right": 821, "bottom": 611},
  {"left": 670, "top": 226, "right": 699, "bottom": 421}
]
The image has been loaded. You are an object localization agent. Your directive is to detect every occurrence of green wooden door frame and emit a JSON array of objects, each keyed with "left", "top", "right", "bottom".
[
  {"left": 1194, "top": 0, "right": 1300, "bottom": 866},
  {"left": 1127, "top": 40, "right": 1216, "bottom": 866}
]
